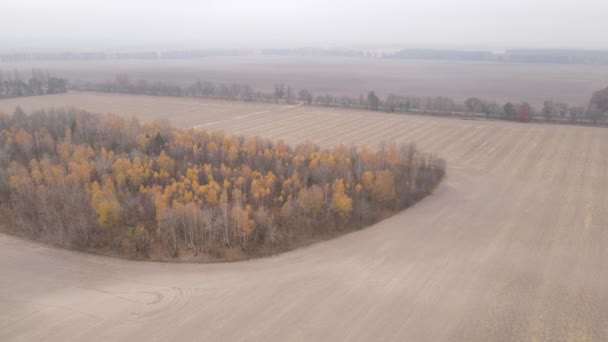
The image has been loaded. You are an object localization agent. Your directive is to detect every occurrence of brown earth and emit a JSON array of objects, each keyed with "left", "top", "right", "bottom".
[{"left": 1, "top": 93, "right": 607, "bottom": 341}]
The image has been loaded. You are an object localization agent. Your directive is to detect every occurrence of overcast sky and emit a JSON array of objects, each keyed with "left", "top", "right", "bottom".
[{"left": 2, "top": 0, "right": 607, "bottom": 52}]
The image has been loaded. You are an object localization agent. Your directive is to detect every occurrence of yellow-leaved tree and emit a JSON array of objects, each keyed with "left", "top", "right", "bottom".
[
  {"left": 373, "top": 170, "right": 396, "bottom": 207},
  {"left": 331, "top": 178, "right": 352, "bottom": 220},
  {"left": 90, "top": 178, "right": 121, "bottom": 229}
]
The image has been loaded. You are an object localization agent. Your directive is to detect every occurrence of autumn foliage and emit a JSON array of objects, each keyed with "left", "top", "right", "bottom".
[{"left": 0, "top": 108, "right": 445, "bottom": 261}]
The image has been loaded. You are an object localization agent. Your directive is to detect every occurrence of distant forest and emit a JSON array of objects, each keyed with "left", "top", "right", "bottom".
[
  {"left": 0, "top": 50, "right": 249, "bottom": 62},
  {"left": 0, "top": 69, "right": 67, "bottom": 98},
  {"left": 76, "top": 75, "right": 608, "bottom": 126},
  {"left": 0, "top": 108, "right": 445, "bottom": 261},
  {"left": 3, "top": 48, "right": 608, "bottom": 64},
  {"left": 384, "top": 49, "right": 608, "bottom": 64}
]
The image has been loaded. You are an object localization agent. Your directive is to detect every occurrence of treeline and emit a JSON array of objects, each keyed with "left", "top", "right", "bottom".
[
  {"left": 0, "top": 50, "right": 250, "bottom": 62},
  {"left": 5, "top": 48, "right": 608, "bottom": 64},
  {"left": 75, "top": 76, "right": 608, "bottom": 126},
  {"left": 0, "top": 69, "right": 68, "bottom": 99},
  {"left": 262, "top": 48, "right": 378, "bottom": 58},
  {"left": 385, "top": 49, "right": 608, "bottom": 65},
  {"left": 458, "top": 96, "right": 607, "bottom": 125},
  {"left": 0, "top": 108, "right": 445, "bottom": 261}
]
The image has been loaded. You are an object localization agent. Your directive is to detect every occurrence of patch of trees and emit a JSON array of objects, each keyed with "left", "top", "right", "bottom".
[
  {"left": 0, "top": 69, "right": 68, "bottom": 99},
  {"left": 74, "top": 75, "right": 608, "bottom": 126},
  {"left": 0, "top": 108, "right": 445, "bottom": 261},
  {"left": 588, "top": 86, "right": 608, "bottom": 124}
]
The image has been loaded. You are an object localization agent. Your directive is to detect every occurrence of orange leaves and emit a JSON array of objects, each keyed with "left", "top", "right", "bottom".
[
  {"left": 34, "top": 128, "right": 56, "bottom": 154},
  {"left": 220, "top": 163, "right": 232, "bottom": 179},
  {"left": 262, "top": 148, "right": 271, "bottom": 159},
  {"left": 281, "top": 173, "right": 302, "bottom": 201},
  {"left": 244, "top": 137, "right": 259, "bottom": 156},
  {"left": 67, "top": 160, "right": 93, "bottom": 184},
  {"left": 334, "top": 143, "right": 349, "bottom": 156},
  {"left": 57, "top": 128, "right": 73, "bottom": 163},
  {"left": 206, "top": 140, "right": 219, "bottom": 155},
  {"left": 112, "top": 157, "right": 132, "bottom": 188},
  {"left": 362, "top": 171, "right": 375, "bottom": 191},
  {"left": 331, "top": 178, "right": 352, "bottom": 219},
  {"left": 293, "top": 154, "right": 306, "bottom": 167},
  {"left": 171, "top": 129, "right": 195, "bottom": 151},
  {"left": 95, "top": 200, "right": 121, "bottom": 229},
  {"left": 234, "top": 175, "right": 245, "bottom": 189},
  {"left": 127, "top": 157, "right": 151, "bottom": 188},
  {"left": 360, "top": 169, "right": 395, "bottom": 206},
  {"left": 219, "top": 188, "right": 228, "bottom": 204},
  {"left": 275, "top": 139, "right": 289, "bottom": 156},
  {"left": 223, "top": 179, "right": 231, "bottom": 190},
  {"left": 298, "top": 184, "right": 324, "bottom": 216},
  {"left": 232, "top": 204, "right": 255, "bottom": 244},
  {"left": 40, "top": 156, "right": 66, "bottom": 185},
  {"left": 226, "top": 145, "right": 238, "bottom": 165},
  {"left": 152, "top": 189, "right": 167, "bottom": 222},
  {"left": 182, "top": 190, "right": 194, "bottom": 203},
  {"left": 373, "top": 170, "right": 396, "bottom": 206},
  {"left": 249, "top": 170, "right": 275, "bottom": 204},
  {"left": 157, "top": 151, "right": 175, "bottom": 174},
  {"left": 99, "top": 113, "right": 130, "bottom": 143},
  {"left": 14, "top": 128, "right": 34, "bottom": 156},
  {"left": 29, "top": 159, "right": 43, "bottom": 185},
  {"left": 264, "top": 171, "right": 276, "bottom": 188},
  {"left": 242, "top": 205, "right": 255, "bottom": 238},
  {"left": 3, "top": 109, "right": 445, "bottom": 259},
  {"left": 8, "top": 161, "right": 32, "bottom": 189},
  {"left": 203, "top": 185, "right": 219, "bottom": 205},
  {"left": 90, "top": 179, "right": 121, "bottom": 229},
  {"left": 307, "top": 158, "right": 317, "bottom": 169},
  {"left": 185, "top": 165, "right": 199, "bottom": 182},
  {"left": 358, "top": 145, "right": 376, "bottom": 166}
]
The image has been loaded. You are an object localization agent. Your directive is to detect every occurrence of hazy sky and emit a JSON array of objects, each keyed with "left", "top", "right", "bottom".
[{"left": 2, "top": 0, "right": 607, "bottom": 52}]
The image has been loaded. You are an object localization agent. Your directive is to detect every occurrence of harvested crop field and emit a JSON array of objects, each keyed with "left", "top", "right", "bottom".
[{"left": 1, "top": 93, "right": 608, "bottom": 341}]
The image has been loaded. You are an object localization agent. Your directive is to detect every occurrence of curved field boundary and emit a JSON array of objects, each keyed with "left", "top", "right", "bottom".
[{"left": 0, "top": 93, "right": 607, "bottom": 341}]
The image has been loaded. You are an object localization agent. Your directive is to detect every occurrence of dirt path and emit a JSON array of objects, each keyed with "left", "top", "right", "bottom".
[{"left": 1, "top": 94, "right": 607, "bottom": 341}]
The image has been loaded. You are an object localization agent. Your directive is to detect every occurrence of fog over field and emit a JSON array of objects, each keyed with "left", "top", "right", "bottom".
[
  {"left": 2, "top": 0, "right": 608, "bottom": 341},
  {"left": 3, "top": 0, "right": 608, "bottom": 107},
  {"left": 2, "top": 0, "right": 608, "bottom": 51},
  {"left": 3, "top": 57, "right": 608, "bottom": 106}
]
